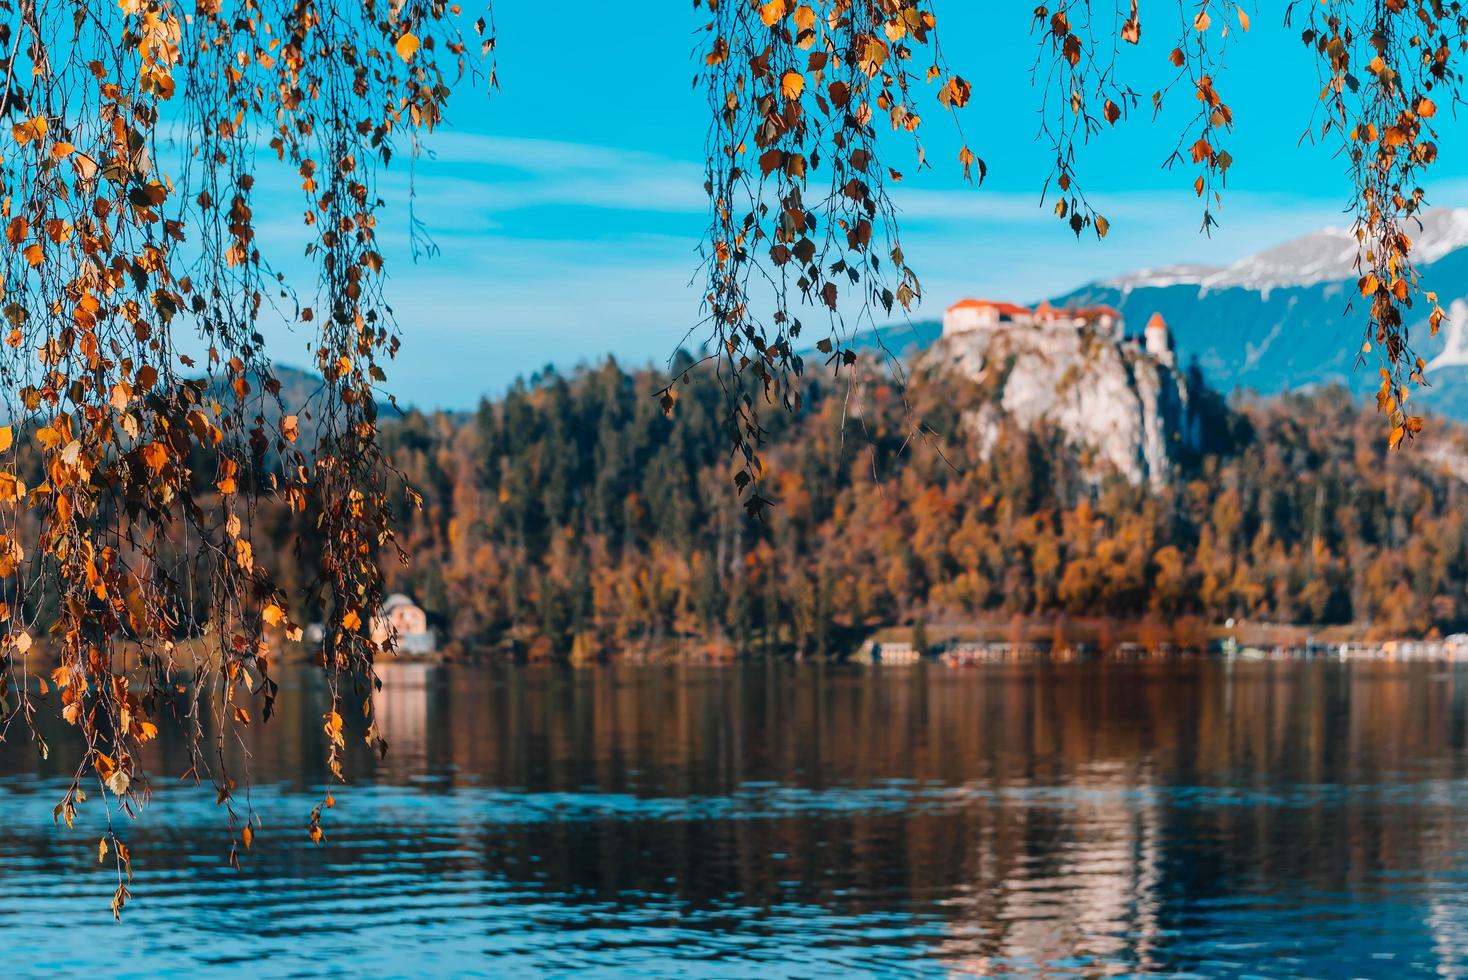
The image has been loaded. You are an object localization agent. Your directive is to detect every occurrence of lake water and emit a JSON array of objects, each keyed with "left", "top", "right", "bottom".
[{"left": 5, "top": 660, "right": 1468, "bottom": 977}]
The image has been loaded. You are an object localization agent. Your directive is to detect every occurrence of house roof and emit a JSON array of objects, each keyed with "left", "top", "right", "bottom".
[
  {"left": 381, "top": 593, "right": 418, "bottom": 611},
  {"left": 947, "top": 298, "right": 1031, "bottom": 316},
  {"left": 1146, "top": 312, "right": 1169, "bottom": 330},
  {"left": 1030, "top": 303, "right": 1123, "bottom": 323}
]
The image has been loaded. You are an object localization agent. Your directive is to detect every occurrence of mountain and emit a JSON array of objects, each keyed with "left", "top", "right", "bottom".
[
  {"left": 1100, "top": 209, "right": 1468, "bottom": 295},
  {"left": 828, "top": 318, "right": 945, "bottom": 360},
  {"left": 194, "top": 363, "right": 398, "bottom": 444},
  {"left": 1055, "top": 208, "right": 1468, "bottom": 419}
]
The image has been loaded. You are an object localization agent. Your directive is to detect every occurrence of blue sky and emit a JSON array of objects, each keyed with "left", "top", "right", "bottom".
[{"left": 255, "top": 3, "right": 1468, "bottom": 409}]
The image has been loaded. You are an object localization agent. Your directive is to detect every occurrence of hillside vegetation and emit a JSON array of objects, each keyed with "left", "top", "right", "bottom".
[{"left": 365, "top": 355, "right": 1468, "bottom": 659}]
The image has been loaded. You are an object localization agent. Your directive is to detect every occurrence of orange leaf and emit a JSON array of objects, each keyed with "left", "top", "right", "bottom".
[
  {"left": 11, "top": 115, "right": 46, "bottom": 145},
  {"left": 939, "top": 75, "right": 971, "bottom": 109},
  {"left": 395, "top": 32, "right": 420, "bottom": 62},
  {"left": 141, "top": 442, "right": 168, "bottom": 473}
]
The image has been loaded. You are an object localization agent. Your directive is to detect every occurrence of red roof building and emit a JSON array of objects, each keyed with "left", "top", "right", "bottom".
[{"left": 941, "top": 298, "right": 1127, "bottom": 339}]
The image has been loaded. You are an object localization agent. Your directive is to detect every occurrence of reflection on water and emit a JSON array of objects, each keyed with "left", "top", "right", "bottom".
[{"left": 5, "top": 660, "right": 1468, "bottom": 976}]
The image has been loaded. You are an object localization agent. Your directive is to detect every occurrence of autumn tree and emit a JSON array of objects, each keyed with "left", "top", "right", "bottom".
[{"left": 0, "top": 0, "right": 492, "bottom": 914}]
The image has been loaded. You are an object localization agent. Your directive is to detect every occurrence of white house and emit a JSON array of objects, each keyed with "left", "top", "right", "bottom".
[
  {"left": 942, "top": 298, "right": 1033, "bottom": 336},
  {"left": 372, "top": 593, "right": 437, "bottom": 656}
]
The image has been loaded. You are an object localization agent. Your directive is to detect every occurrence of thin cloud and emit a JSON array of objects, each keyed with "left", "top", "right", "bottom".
[{"left": 229, "top": 133, "right": 1468, "bottom": 410}]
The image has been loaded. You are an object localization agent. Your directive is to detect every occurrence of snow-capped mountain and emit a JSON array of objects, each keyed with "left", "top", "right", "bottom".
[
  {"left": 1427, "top": 299, "right": 1468, "bottom": 373},
  {"left": 1105, "top": 208, "right": 1468, "bottom": 297},
  {"left": 1056, "top": 208, "right": 1468, "bottom": 419}
]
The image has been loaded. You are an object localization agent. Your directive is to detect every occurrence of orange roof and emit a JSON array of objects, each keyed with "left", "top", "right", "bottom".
[
  {"left": 1146, "top": 312, "right": 1168, "bottom": 329},
  {"left": 947, "top": 298, "right": 1031, "bottom": 316},
  {"left": 1030, "top": 303, "right": 1123, "bottom": 321}
]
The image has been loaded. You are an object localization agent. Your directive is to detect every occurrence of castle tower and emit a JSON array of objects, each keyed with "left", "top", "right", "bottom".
[{"left": 1145, "top": 312, "right": 1174, "bottom": 365}]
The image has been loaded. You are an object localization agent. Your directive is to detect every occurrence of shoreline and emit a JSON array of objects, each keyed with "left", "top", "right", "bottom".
[{"left": 14, "top": 618, "right": 1468, "bottom": 670}]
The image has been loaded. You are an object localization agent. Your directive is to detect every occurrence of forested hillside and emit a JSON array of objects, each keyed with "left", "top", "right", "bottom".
[{"left": 364, "top": 355, "right": 1468, "bottom": 658}]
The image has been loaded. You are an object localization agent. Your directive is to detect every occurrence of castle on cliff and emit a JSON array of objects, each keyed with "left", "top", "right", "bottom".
[{"left": 943, "top": 298, "right": 1174, "bottom": 366}]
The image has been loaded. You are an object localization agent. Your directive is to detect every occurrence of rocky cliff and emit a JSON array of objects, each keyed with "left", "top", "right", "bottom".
[{"left": 920, "top": 322, "right": 1199, "bottom": 488}]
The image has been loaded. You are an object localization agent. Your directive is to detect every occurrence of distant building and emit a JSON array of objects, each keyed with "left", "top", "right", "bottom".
[
  {"left": 372, "top": 593, "right": 437, "bottom": 656},
  {"left": 1144, "top": 313, "right": 1174, "bottom": 365},
  {"left": 852, "top": 640, "right": 923, "bottom": 665},
  {"left": 943, "top": 298, "right": 1032, "bottom": 335},
  {"left": 943, "top": 298, "right": 1175, "bottom": 356},
  {"left": 1085, "top": 305, "right": 1125, "bottom": 340},
  {"left": 943, "top": 298, "right": 1125, "bottom": 341}
]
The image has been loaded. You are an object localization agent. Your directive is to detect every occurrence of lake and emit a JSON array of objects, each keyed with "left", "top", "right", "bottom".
[{"left": 5, "top": 659, "right": 1468, "bottom": 977}]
